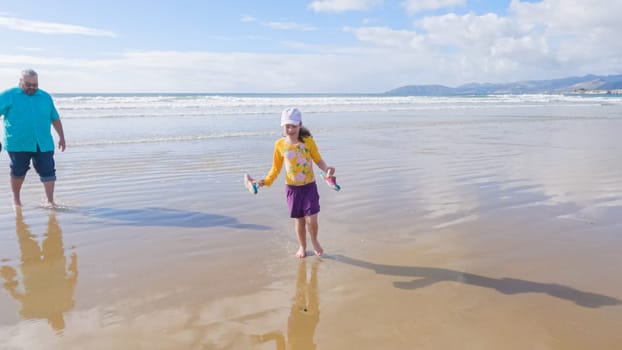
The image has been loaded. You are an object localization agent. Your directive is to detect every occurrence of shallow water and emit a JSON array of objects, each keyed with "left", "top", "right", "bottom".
[{"left": 1, "top": 95, "right": 622, "bottom": 349}]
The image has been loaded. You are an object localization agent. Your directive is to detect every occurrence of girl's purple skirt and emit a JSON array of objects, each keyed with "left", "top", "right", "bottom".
[{"left": 285, "top": 181, "right": 320, "bottom": 218}]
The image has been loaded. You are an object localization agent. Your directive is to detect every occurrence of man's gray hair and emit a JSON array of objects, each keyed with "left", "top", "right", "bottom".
[{"left": 21, "top": 69, "right": 38, "bottom": 78}]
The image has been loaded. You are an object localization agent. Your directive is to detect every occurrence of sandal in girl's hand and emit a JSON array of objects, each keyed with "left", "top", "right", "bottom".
[
  {"left": 320, "top": 169, "right": 341, "bottom": 191},
  {"left": 244, "top": 173, "right": 259, "bottom": 194}
]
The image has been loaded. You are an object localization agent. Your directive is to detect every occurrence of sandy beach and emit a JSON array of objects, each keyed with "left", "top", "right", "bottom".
[{"left": 1, "top": 96, "right": 622, "bottom": 349}]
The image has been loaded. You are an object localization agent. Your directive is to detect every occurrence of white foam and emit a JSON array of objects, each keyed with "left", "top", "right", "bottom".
[{"left": 53, "top": 93, "right": 622, "bottom": 119}]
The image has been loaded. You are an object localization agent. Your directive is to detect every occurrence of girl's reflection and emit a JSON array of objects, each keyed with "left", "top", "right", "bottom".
[
  {"left": 253, "top": 259, "right": 320, "bottom": 350},
  {"left": 0, "top": 211, "right": 78, "bottom": 333}
]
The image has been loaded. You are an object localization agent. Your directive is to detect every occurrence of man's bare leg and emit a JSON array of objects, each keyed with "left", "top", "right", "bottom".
[
  {"left": 43, "top": 180, "right": 55, "bottom": 206},
  {"left": 10, "top": 177, "right": 25, "bottom": 207}
]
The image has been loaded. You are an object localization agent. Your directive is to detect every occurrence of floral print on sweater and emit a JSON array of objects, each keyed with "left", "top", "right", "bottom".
[{"left": 263, "top": 136, "right": 323, "bottom": 186}]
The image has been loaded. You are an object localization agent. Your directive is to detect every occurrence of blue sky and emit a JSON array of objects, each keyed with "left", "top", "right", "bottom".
[{"left": 0, "top": 0, "right": 620, "bottom": 93}]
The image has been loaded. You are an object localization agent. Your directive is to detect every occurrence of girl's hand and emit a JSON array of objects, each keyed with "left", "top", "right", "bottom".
[
  {"left": 257, "top": 179, "right": 266, "bottom": 187},
  {"left": 324, "top": 166, "right": 335, "bottom": 177}
]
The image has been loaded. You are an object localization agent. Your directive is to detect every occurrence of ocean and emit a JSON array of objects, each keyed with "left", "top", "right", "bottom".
[{"left": 49, "top": 93, "right": 622, "bottom": 146}]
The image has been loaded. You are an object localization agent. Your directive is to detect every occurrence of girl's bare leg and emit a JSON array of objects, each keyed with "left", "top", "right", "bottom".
[
  {"left": 295, "top": 218, "right": 307, "bottom": 258},
  {"left": 306, "top": 214, "right": 323, "bottom": 256}
]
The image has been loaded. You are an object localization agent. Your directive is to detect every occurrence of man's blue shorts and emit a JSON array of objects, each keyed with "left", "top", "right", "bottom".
[{"left": 8, "top": 150, "right": 56, "bottom": 182}]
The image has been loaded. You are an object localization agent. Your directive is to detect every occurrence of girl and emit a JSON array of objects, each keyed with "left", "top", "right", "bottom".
[{"left": 257, "top": 108, "right": 335, "bottom": 258}]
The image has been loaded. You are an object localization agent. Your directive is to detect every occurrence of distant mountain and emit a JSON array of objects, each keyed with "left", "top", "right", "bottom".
[{"left": 384, "top": 74, "right": 622, "bottom": 96}]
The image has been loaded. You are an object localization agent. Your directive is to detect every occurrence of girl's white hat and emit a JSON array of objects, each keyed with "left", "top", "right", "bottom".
[{"left": 281, "top": 107, "right": 302, "bottom": 126}]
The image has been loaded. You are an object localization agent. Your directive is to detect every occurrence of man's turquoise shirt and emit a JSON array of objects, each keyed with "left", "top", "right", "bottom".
[{"left": 0, "top": 87, "right": 60, "bottom": 152}]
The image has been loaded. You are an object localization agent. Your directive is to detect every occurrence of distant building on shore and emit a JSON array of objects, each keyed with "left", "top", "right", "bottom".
[{"left": 571, "top": 88, "right": 622, "bottom": 95}]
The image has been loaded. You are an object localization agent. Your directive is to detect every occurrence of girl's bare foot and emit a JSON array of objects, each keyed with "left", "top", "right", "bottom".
[
  {"left": 296, "top": 246, "right": 307, "bottom": 258},
  {"left": 311, "top": 241, "right": 324, "bottom": 257}
]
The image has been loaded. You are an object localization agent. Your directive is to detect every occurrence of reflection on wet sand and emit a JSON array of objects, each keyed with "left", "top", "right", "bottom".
[
  {"left": 253, "top": 259, "right": 320, "bottom": 350},
  {"left": 0, "top": 211, "right": 78, "bottom": 333},
  {"left": 330, "top": 255, "right": 621, "bottom": 308}
]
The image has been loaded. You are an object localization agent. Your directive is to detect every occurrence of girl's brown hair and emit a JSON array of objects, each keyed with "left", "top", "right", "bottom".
[{"left": 298, "top": 125, "right": 312, "bottom": 142}]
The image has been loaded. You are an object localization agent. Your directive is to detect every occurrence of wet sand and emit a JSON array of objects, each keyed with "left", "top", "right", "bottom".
[{"left": 1, "top": 111, "right": 622, "bottom": 349}]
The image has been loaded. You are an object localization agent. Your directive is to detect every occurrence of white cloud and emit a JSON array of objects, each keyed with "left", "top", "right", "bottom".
[
  {"left": 240, "top": 15, "right": 257, "bottom": 22},
  {"left": 504, "top": 0, "right": 622, "bottom": 77},
  {"left": 344, "top": 26, "right": 424, "bottom": 50},
  {"left": 510, "top": 0, "right": 622, "bottom": 65},
  {"left": 242, "top": 15, "right": 317, "bottom": 31},
  {"left": 0, "top": 43, "right": 464, "bottom": 93},
  {"left": 339, "top": 0, "right": 622, "bottom": 84},
  {"left": 510, "top": 0, "right": 622, "bottom": 31},
  {"left": 417, "top": 13, "right": 510, "bottom": 49},
  {"left": 0, "top": 51, "right": 409, "bottom": 93},
  {"left": 402, "top": 0, "right": 465, "bottom": 14},
  {"left": 17, "top": 47, "right": 46, "bottom": 52},
  {"left": 264, "top": 21, "right": 318, "bottom": 31},
  {"left": 0, "top": 15, "right": 115, "bottom": 37},
  {"left": 308, "top": 0, "right": 382, "bottom": 13}
]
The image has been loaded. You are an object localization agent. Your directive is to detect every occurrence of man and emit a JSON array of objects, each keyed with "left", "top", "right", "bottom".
[{"left": 0, "top": 69, "right": 66, "bottom": 207}]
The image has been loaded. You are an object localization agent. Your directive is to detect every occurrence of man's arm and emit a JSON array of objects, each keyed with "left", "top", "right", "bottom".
[{"left": 52, "top": 119, "right": 66, "bottom": 151}]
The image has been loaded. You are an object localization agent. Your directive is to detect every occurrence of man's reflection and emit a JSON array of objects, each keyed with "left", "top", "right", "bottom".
[
  {"left": 253, "top": 259, "right": 320, "bottom": 350},
  {"left": 0, "top": 211, "right": 78, "bottom": 333}
]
